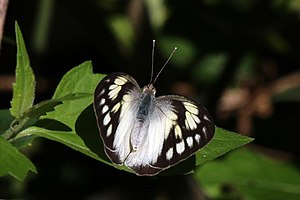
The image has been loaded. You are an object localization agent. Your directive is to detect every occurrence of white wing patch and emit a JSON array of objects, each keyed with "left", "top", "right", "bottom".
[
  {"left": 108, "top": 85, "right": 121, "bottom": 100},
  {"left": 176, "top": 140, "right": 185, "bottom": 155},
  {"left": 166, "top": 147, "right": 173, "bottom": 160},
  {"left": 183, "top": 102, "right": 200, "bottom": 130},
  {"left": 111, "top": 102, "right": 121, "bottom": 113},
  {"left": 174, "top": 124, "right": 182, "bottom": 139},
  {"left": 100, "top": 98, "right": 105, "bottom": 106},
  {"left": 195, "top": 134, "right": 201, "bottom": 143},
  {"left": 112, "top": 90, "right": 140, "bottom": 162},
  {"left": 203, "top": 115, "right": 211, "bottom": 122},
  {"left": 107, "top": 77, "right": 128, "bottom": 101},
  {"left": 186, "top": 136, "right": 193, "bottom": 148},
  {"left": 103, "top": 112, "right": 111, "bottom": 126},
  {"left": 124, "top": 100, "right": 175, "bottom": 168},
  {"left": 107, "top": 124, "right": 113, "bottom": 137},
  {"left": 184, "top": 102, "right": 198, "bottom": 114},
  {"left": 114, "top": 76, "right": 127, "bottom": 85},
  {"left": 102, "top": 105, "right": 109, "bottom": 114}
]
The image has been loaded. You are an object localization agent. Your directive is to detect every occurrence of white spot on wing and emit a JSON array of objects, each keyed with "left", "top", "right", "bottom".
[
  {"left": 102, "top": 105, "right": 109, "bottom": 114},
  {"left": 99, "top": 98, "right": 105, "bottom": 106},
  {"left": 186, "top": 136, "right": 193, "bottom": 148},
  {"left": 166, "top": 147, "right": 173, "bottom": 160},
  {"left": 122, "top": 94, "right": 131, "bottom": 101},
  {"left": 202, "top": 127, "right": 208, "bottom": 140},
  {"left": 108, "top": 85, "right": 121, "bottom": 100},
  {"left": 165, "top": 119, "right": 173, "bottom": 139},
  {"left": 176, "top": 140, "right": 185, "bottom": 155},
  {"left": 109, "top": 84, "right": 118, "bottom": 90},
  {"left": 114, "top": 77, "right": 127, "bottom": 85},
  {"left": 103, "top": 113, "right": 111, "bottom": 126},
  {"left": 97, "top": 88, "right": 105, "bottom": 97},
  {"left": 185, "top": 112, "right": 197, "bottom": 130},
  {"left": 168, "top": 111, "right": 178, "bottom": 121},
  {"left": 183, "top": 102, "right": 198, "bottom": 115},
  {"left": 111, "top": 102, "right": 121, "bottom": 113},
  {"left": 174, "top": 124, "right": 182, "bottom": 139},
  {"left": 107, "top": 124, "right": 112, "bottom": 137},
  {"left": 203, "top": 115, "right": 210, "bottom": 122},
  {"left": 120, "top": 101, "right": 130, "bottom": 119},
  {"left": 195, "top": 134, "right": 201, "bottom": 143}
]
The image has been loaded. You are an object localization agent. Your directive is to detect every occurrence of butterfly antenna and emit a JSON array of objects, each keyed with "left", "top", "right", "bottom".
[
  {"left": 152, "top": 46, "right": 177, "bottom": 85},
  {"left": 150, "top": 39, "right": 156, "bottom": 83}
]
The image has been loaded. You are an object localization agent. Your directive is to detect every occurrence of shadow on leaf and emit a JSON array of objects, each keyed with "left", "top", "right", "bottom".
[
  {"left": 75, "top": 104, "right": 110, "bottom": 163},
  {"left": 34, "top": 119, "right": 72, "bottom": 131}
]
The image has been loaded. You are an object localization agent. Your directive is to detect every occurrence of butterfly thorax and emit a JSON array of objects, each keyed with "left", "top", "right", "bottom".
[{"left": 137, "top": 84, "right": 156, "bottom": 121}]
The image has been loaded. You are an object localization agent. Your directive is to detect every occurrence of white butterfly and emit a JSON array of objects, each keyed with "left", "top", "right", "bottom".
[{"left": 93, "top": 41, "right": 215, "bottom": 176}]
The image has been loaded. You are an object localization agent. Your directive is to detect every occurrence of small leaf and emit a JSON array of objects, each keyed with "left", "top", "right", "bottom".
[
  {"left": 0, "top": 136, "right": 37, "bottom": 180},
  {"left": 10, "top": 22, "right": 36, "bottom": 118}
]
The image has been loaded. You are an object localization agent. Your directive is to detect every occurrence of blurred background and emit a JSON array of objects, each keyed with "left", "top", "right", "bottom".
[{"left": 0, "top": 0, "right": 300, "bottom": 199}]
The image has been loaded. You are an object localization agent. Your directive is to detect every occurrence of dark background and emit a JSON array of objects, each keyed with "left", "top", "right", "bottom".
[{"left": 1, "top": 0, "right": 300, "bottom": 199}]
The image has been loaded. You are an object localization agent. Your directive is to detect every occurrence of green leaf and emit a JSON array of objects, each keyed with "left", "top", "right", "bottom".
[
  {"left": 0, "top": 109, "right": 14, "bottom": 135},
  {"left": 194, "top": 127, "right": 254, "bottom": 166},
  {"left": 195, "top": 148, "right": 300, "bottom": 200},
  {"left": 10, "top": 22, "right": 36, "bottom": 118},
  {"left": 45, "top": 61, "right": 104, "bottom": 130},
  {"left": 0, "top": 136, "right": 37, "bottom": 180},
  {"left": 23, "top": 93, "right": 90, "bottom": 121},
  {"left": 18, "top": 126, "right": 111, "bottom": 166},
  {"left": 3, "top": 95, "right": 83, "bottom": 140}
]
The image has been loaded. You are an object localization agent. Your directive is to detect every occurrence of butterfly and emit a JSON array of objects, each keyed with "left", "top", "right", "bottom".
[{"left": 93, "top": 41, "right": 215, "bottom": 176}]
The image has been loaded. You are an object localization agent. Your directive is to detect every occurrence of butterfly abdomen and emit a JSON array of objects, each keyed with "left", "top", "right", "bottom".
[{"left": 131, "top": 91, "right": 155, "bottom": 151}]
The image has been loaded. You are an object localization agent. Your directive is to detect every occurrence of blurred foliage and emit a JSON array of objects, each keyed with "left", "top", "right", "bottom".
[{"left": 196, "top": 148, "right": 300, "bottom": 200}]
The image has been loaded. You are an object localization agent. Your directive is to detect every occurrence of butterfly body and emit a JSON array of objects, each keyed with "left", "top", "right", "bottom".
[{"left": 94, "top": 72, "right": 215, "bottom": 176}]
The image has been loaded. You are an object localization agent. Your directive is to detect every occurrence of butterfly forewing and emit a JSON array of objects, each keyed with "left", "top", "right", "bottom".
[{"left": 94, "top": 73, "right": 141, "bottom": 164}]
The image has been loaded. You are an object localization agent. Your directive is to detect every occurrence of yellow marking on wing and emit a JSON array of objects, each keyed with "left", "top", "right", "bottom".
[
  {"left": 107, "top": 124, "right": 112, "bottom": 137},
  {"left": 185, "top": 112, "right": 197, "bottom": 130},
  {"left": 108, "top": 85, "right": 121, "bottom": 100},
  {"left": 184, "top": 102, "right": 198, "bottom": 115},
  {"left": 111, "top": 102, "right": 121, "bottom": 113},
  {"left": 114, "top": 77, "right": 127, "bottom": 85},
  {"left": 174, "top": 124, "right": 182, "bottom": 139}
]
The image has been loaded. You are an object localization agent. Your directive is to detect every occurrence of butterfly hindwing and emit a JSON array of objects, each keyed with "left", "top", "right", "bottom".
[
  {"left": 93, "top": 73, "right": 140, "bottom": 164},
  {"left": 152, "top": 95, "right": 215, "bottom": 169}
]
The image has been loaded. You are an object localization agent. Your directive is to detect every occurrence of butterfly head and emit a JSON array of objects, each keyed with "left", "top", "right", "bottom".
[{"left": 142, "top": 84, "right": 156, "bottom": 96}]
